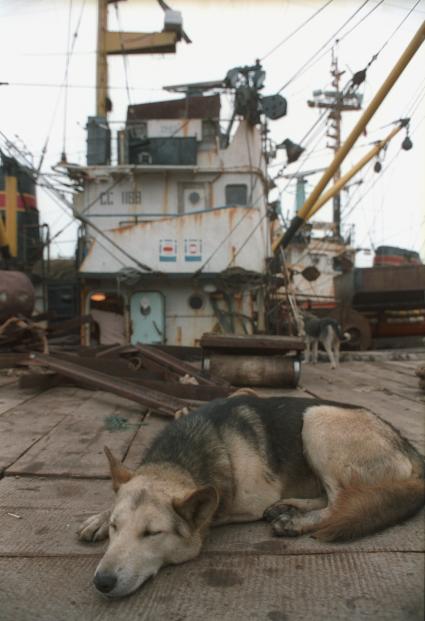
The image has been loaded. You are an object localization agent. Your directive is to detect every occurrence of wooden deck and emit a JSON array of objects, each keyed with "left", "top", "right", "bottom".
[{"left": 0, "top": 358, "right": 424, "bottom": 620}]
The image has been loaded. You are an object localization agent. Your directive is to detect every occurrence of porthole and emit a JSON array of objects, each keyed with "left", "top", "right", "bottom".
[
  {"left": 188, "top": 294, "right": 204, "bottom": 310},
  {"left": 188, "top": 191, "right": 201, "bottom": 205}
]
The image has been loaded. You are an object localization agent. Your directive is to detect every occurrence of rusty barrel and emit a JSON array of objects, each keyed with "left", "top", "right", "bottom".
[
  {"left": 0, "top": 270, "right": 35, "bottom": 322},
  {"left": 209, "top": 354, "right": 300, "bottom": 388}
]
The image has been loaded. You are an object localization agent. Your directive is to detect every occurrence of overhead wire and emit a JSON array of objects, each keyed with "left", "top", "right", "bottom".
[
  {"left": 260, "top": 0, "right": 335, "bottom": 62},
  {"left": 371, "top": 0, "right": 423, "bottom": 59},
  {"left": 36, "top": 0, "right": 87, "bottom": 175},
  {"left": 276, "top": 0, "right": 371, "bottom": 94},
  {"left": 63, "top": 0, "right": 74, "bottom": 158}
]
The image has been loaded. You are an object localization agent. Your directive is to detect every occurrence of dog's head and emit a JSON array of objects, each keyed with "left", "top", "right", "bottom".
[{"left": 93, "top": 447, "right": 218, "bottom": 598}]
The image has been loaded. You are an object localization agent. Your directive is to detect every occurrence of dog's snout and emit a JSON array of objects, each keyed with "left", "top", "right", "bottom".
[{"left": 94, "top": 571, "right": 117, "bottom": 594}]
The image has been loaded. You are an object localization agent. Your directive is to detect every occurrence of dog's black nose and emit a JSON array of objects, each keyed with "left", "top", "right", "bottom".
[{"left": 94, "top": 571, "right": 117, "bottom": 594}]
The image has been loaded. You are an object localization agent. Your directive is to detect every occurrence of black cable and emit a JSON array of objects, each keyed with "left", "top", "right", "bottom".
[
  {"left": 260, "top": 0, "right": 335, "bottom": 62},
  {"left": 37, "top": 0, "right": 87, "bottom": 175},
  {"left": 277, "top": 0, "right": 371, "bottom": 94}
]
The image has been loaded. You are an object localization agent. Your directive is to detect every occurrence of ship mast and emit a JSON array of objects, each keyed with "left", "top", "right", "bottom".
[
  {"left": 307, "top": 43, "right": 362, "bottom": 240},
  {"left": 95, "top": 0, "right": 184, "bottom": 118}
]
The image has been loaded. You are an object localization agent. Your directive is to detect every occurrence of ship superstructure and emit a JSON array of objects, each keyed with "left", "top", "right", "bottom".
[{"left": 72, "top": 93, "right": 272, "bottom": 346}]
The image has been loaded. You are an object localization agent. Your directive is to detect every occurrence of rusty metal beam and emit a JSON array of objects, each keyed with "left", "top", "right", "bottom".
[
  {"left": 200, "top": 333, "right": 304, "bottom": 354},
  {"left": 29, "top": 353, "right": 190, "bottom": 418},
  {"left": 135, "top": 343, "right": 229, "bottom": 386},
  {"left": 0, "top": 353, "right": 30, "bottom": 369}
]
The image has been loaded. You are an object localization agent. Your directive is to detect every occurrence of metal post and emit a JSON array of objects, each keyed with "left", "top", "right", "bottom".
[
  {"left": 5, "top": 173, "right": 17, "bottom": 257},
  {"left": 96, "top": 0, "right": 108, "bottom": 117},
  {"left": 330, "top": 47, "right": 342, "bottom": 239}
]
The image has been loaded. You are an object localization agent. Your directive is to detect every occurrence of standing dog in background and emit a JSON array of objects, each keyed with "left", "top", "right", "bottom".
[{"left": 301, "top": 312, "right": 350, "bottom": 369}]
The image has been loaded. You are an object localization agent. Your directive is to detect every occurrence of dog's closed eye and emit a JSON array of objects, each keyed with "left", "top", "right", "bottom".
[{"left": 141, "top": 530, "right": 163, "bottom": 538}]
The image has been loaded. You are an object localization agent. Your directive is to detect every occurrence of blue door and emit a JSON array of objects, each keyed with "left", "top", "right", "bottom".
[{"left": 130, "top": 291, "right": 165, "bottom": 344}]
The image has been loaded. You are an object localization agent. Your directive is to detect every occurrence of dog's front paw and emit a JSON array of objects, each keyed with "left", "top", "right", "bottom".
[{"left": 77, "top": 510, "right": 110, "bottom": 542}]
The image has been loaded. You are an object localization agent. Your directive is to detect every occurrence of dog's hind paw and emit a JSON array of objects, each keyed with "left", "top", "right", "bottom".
[
  {"left": 272, "top": 518, "right": 302, "bottom": 538},
  {"left": 77, "top": 510, "right": 110, "bottom": 542},
  {"left": 263, "top": 504, "right": 299, "bottom": 523}
]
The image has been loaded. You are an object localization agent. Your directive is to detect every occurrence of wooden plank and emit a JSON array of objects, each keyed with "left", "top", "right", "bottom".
[
  {"left": 0, "top": 553, "right": 422, "bottom": 620},
  {"left": 328, "top": 361, "right": 423, "bottom": 404},
  {"left": 123, "top": 415, "right": 168, "bottom": 471},
  {"left": 346, "top": 360, "right": 419, "bottom": 388},
  {"left": 0, "top": 387, "right": 91, "bottom": 472},
  {"left": 0, "top": 381, "right": 41, "bottom": 416},
  {"left": 378, "top": 359, "right": 425, "bottom": 378},
  {"left": 0, "top": 477, "right": 113, "bottom": 556},
  {"left": 300, "top": 365, "right": 425, "bottom": 451},
  {"left": 0, "top": 476, "right": 422, "bottom": 558},
  {"left": 6, "top": 391, "right": 147, "bottom": 478}
]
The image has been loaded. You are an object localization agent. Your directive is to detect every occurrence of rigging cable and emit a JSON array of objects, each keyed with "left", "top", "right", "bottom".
[
  {"left": 371, "top": 0, "right": 422, "bottom": 61},
  {"left": 276, "top": 0, "right": 371, "bottom": 94},
  {"left": 260, "top": 0, "right": 335, "bottom": 62},
  {"left": 0, "top": 129, "right": 156, "bottom": 273},
  {"left": 36, "top": 0, "right": 87, "bottom": 175},
  {"left": 283, "top": 0, "right": 386, "bottom": 94},
  {"left": 62, "top": 0, "right": 74, "bottom": 160},
  {"left": 344, "top": 0, "right": 422, "bottom": 92}
]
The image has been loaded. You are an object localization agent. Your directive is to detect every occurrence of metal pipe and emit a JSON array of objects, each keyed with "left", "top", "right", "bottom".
[
  {"left": 277, "top": 19, "right": 425, "bottom": 250},
  {"left": 5, "top": 174, "right": 18, "bottom": 257},
  {"left": 96, "top": 0, "right": 108, "bottom": 117}
]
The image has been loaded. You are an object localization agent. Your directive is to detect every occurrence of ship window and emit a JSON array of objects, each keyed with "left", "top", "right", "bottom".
[
  {"left": 188, "top": 191, "right": 201, "bottom": 205},
  {"left": 202, "top": 120, "right": 218, "bottom": 142},
  {"left": 225, "top": 184, "right": 248, "bottom": 206},
  {"left": 188, "top": 294, "right": 204, "bottom": 310},
  {"left": 179, "top": 183, "right": 208, "bottom": 213},
  {"left": 127, "top": 122, "right": 147, "bottom": 141}
]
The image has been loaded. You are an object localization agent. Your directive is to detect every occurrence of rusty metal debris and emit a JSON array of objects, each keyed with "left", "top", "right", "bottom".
[
  {"left": 200, "top": 333, "right": 304, "bottom": 388},
  {"left": 0, "top": 314, "right": 93, "bottom": 353},
  {"left": 1, "top": 313, "right": 306, "bottom": 414},
  {"left": 14, "top": 335, "right": 232, "bottom": 417},
  {"left": 29, "top": 352, "right": 192, "bottom": 418}
]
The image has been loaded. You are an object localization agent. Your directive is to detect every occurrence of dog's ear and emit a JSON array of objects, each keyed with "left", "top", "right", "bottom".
[
  {"left": 104, "top": 446, "right": 134, "bottom": 492},
  {"left": 173, "top": 485, "right": 218, "bottom": 532}
]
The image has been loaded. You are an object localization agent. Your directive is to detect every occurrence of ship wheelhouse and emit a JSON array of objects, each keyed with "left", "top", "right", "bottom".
[{"left": 72, "top": 94, "right": 271, "bottom": 346}]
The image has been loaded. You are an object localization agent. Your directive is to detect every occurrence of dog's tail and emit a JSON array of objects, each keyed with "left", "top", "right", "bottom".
[
  {"left": 314, "top": 477, "right": 425, "bottom": 542},
  {"left": 322, "top": 318, "right": 346, "bottom": 341}
]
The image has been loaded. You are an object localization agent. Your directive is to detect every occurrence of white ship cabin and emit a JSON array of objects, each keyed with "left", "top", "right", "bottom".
[
  {"left": 284, "top": 222, "right": 356, "bottom": 311},
  {"left": 72, "top": 94, "right": 271, "bottom": 346}
]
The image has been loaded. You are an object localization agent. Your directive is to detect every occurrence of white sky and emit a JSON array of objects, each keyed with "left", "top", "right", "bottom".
[{"left": 1, "top": 0, "right": 424, "bottom": 264}]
